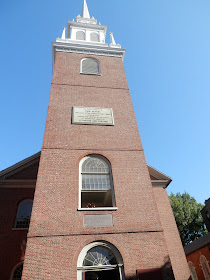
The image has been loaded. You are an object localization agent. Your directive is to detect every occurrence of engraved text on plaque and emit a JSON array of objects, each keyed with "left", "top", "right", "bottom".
[{"left": 72, "top": 107, "right": 114, "bottom": 126}]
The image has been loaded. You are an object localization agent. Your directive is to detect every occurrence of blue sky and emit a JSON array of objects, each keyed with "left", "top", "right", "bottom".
[{"left": 0, "top": 0, "right": 209, "bottom": 204}]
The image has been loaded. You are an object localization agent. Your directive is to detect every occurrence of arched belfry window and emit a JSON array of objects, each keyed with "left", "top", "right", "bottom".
[
  {"left": 188, "top": 261, "right": 198, "bottom": 280},
  {"left": 79, "top": 155, "right": 116, "bottom": 209},
  {"left": 90, "top": 32, "right": 99, "bottom": 42},
  {"left": 200, "top": 255, "right": 210, "bottom": 279},
  {"left": 14, "top": 200, "right": 33, "bottom": 228},
  {"left": 76, "top": 30, "right": 85, "bottom": 40},
  {"left": 80, "top": 58, "right": 100, "bottom": 75},
  {"left": 11, "top": 263, "right": 23, "bottom": 280},
  {"left": 77, "top": 241, "right": 125, "bottom": 280}
]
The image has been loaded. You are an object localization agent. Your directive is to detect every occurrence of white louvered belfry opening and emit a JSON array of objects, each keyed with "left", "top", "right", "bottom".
[
  {"left": 90, "top": 32, "right": 99, "bottom": 42},
  {"left": 76, "top": 30, "right": 85, "bottom": 40},
  {"left": 81, "top": 58, "right": 100, "bottom": 75}
]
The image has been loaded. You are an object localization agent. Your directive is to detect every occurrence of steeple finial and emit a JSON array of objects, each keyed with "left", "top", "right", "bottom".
[
  {"left": 61, "top": 27, "right": 66, "bottom": 39},
  {"left": 110, "top": 32, "right": 116, "bottom": 45},
  {"left": 81, "top": 0, "right": 90, "bottom": 19}
]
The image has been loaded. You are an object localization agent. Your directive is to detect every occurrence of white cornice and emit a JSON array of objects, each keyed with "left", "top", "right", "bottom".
[
  {"left": 52, "top": 41, "right": 126, "bottom": 68},
  {"left": 68, "top": 21, "right": 107, "bottom": 31},
  {"left": 56, "top": 38, "right": 109, "bottom": 47}
]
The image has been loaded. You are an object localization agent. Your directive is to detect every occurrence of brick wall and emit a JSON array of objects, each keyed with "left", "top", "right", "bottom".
[
  {"left": 22, "top": 52, "right": 189, "bottom": 279},
  {"left": 153, "top": 187, "right": 191, "bottom": 279},
  {"left": 186, "top": 245, "right": 210, "bottom": 280},
  {"left": 0, "top": 187, "right": 35, "bottom": 280}
]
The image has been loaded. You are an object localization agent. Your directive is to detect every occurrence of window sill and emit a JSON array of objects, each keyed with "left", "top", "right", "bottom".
[
  {"left": 80, "top": 72, "right": 102, "bottom": 76},
  {"left": 78, "top": 207, "right": 117, "bottom": 211},
  {"left": 12, "top": 228, "right": 29, "bottom": 231}
]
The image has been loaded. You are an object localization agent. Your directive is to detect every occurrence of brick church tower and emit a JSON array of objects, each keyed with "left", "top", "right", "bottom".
[{"left": 21, "top": 1, "right": 191, "bottom": 279}]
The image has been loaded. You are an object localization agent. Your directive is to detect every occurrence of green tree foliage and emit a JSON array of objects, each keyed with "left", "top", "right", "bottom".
[{"left": 169, "top": 192, "right": 207, "bottom": 246}]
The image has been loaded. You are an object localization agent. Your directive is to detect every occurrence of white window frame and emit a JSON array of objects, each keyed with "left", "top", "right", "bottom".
[
  {"left": 78, "top": 155, "right": 117, "bottom": 211},
  {"left": 200, "top": 255, "right": 210, "bottom": 280},
  {"left": 13, "top": 199, "right": 33, "bottom": 229},
  {"left": 188, "top": 261, "right": 198, "bottom": 280},
  {"left": 10, "top": 262, "right": 23, "bottom": 280},
  {"left": 77, "top": 241, "right": 125, "bottom": 280},
  {"left": 80, "top": 58, "right": 101, "bottom": 75}
]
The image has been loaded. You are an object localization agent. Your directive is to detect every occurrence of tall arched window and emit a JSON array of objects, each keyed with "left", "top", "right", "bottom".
[
  {"left": 14, "top": 200, "right": 33, "bottom": 228},
  {"left": 77, "top": 241, "right": 125, "bottom": 280},
  {"left": 11, "top": 263, "right": 23, "bottom": 280},
  {"left": 79, "top": 155, "right": 116, "bottom": 209},
  {"left": 80, "top": 58, "right": 100, "bottom": 75},
  {"left": 188, "top": 261, "right": 198, "bottom": 280},
  {"left": 90, "top": 32, "right": 99, "bottom": 42},
  {"left": 200, "top": 255, "right": 210, "bottom": 279},
  {"left": 76, "top": 31, "right": 85, "bottom": 40}
]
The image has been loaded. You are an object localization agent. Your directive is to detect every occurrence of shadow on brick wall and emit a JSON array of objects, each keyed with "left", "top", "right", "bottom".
[{"left": 126, "top": 256, "right": 192, "bottom": 280}]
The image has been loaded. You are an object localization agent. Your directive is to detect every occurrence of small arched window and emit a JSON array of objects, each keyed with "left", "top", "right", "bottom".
[
  {"left": 77, "top": 241, "right": 125, "bottom": 280},
  {"left": 14, "top": 200, "right": 33, "bottom": 228},
  {"left": 11, "top": 263, "right": 23, "bottom": 280},
  {"left": 76, "top": 31, "right": 85, "bottom": 40},
  {"left": 90, "top": 32, "right": 99, "bottom": 42},
  {"left": 188, "top": 261, "right": 198, "bottom": 280},
  {"left": 79, "top": 155, "right": 116, "bottom": 209},
  {"left": 80, "top": 58, "right": 100, "bottom": 75},
  {"left": 200, "top": 255, "right": 210, "bottom": 279}
]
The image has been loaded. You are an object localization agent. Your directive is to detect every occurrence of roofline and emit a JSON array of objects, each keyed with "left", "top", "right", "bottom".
[
  {"left": 147, "top": 164, "right": 172, "bottom": 187},
  {"left": 184, "top": 232, "right": 210, "bottom": 255},
  {"left": 0, "top": 152, "right": 172, "bottom": 188},
  {"left": 0, "top": 152, "right": 41, "bottom": 179}
]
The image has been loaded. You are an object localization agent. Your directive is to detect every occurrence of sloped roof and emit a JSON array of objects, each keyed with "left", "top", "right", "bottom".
[
  {"left": 184, "top": 232, "right": 210, "bottom": 255},
  {"left": 0, "top": 152, "right": 172, "bottom": 187},
  {"left": 148, "top": 165, "right": 172, "bottom": 187},
  {"left": 0, "top": 152, "right": 40, "bottom": 181}
]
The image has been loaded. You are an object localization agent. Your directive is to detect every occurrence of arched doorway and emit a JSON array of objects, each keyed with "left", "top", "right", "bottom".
[{"left": 77, "top": 241, "right": 125, "bottom": 280}]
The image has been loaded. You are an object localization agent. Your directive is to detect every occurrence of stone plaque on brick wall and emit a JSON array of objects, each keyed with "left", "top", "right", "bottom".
[
  {"left": 84, "top": 214, "right": 113, "bottom": 228},
  {"left": 72, "top": 107, "right": 114, "bottom": 126}
]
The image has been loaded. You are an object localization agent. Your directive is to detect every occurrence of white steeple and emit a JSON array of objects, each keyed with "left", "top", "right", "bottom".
[
  {"left": 81, "top": 0, "right": 90, "bottom": 19},
  {"left": 53, "top": 0, "right": 125, "bottom": 66}
]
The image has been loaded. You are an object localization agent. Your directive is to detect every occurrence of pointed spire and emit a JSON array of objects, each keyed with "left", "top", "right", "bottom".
[
  {"left": 110, "top": 32, "right": 116, "bottom": 45},
  {"left": 81, "top": 0, "right": 90, "bottom": 18},
  {"left": 61, "top": 27, "right": 66, "bottom": 39}
]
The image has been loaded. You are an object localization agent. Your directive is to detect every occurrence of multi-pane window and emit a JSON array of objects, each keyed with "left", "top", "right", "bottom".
[
  {"left": 84, "top": 246, "right": 117, "bottom": 266},
  {"left": 14, "top": 200, "right": 33, "bottom": 229},
  {"left": 12, "top": 263, "right": 23, "bottom": 280},
  {"left": 188, "top": 261, "right": 198, "bottom": 280},
  {"left": 200, "top": 255, "right": 210, "bottom": 279},
  {"left": 80, "top": 155, "right": 115, "bottom": 208},
  {"left": 77, "top": 242, "right": 125, "bottom": 280},
  {"left": 80, "top": 58, "right": 100, "bottom": 75}
]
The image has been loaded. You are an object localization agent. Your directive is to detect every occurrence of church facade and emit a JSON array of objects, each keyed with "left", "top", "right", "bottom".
[{"left": 0, "top": 1, "right": 191, "bottom": 279}]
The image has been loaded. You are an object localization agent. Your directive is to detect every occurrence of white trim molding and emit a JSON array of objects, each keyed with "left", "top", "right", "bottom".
[
  {"left": 77, "top": 241, "right": 125, "bottom": 280},
  {"left": 52, "top": 42, "right": 126, "bottom": 69}
]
